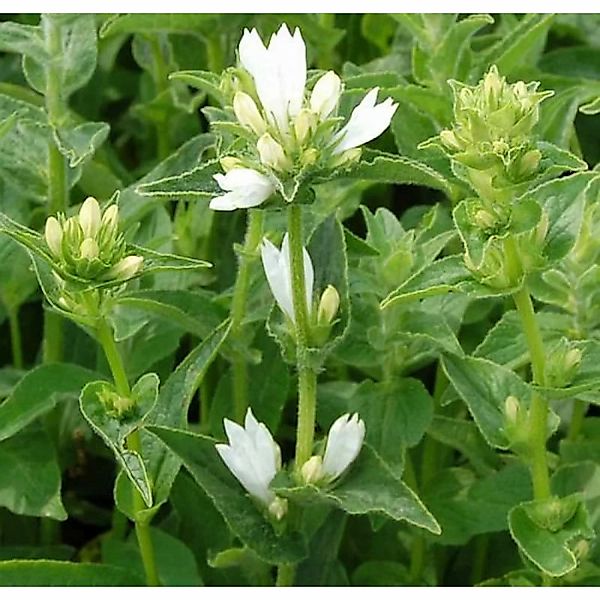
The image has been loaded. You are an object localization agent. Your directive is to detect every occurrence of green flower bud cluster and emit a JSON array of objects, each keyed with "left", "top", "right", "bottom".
[
  {"left": 97, "top": 385, "right": 136, "bottom": 420},
  {"left": 439, "top": 65, "right": 553, "bottom": 187},
  {"left": 44, "top": 197, "right": 143, "bottom": 283},
  {"left": 545, "top": 338, "right": 582, "bottom": 388}
]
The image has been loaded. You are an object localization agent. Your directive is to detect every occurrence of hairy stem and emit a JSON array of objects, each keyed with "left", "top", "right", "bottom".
[
  {"left": 288, "top": 204, "right": 317, "bottom": 471},
  {"left": 230, "top": 209, "right": 264, "bottom": 421},
  {"left": 96, "top": 318, "right": 160, "bottom": 586},
  {"left": 512, "top": 285, "right": 552, "bottom": 501},
  {"left": 568, "top": 399, "right": 587, "bottom": 441}
]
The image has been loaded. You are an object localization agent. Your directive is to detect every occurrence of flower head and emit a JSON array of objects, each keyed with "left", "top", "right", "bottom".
[
  {"left": 209, "top": 24, "right": 397, "bottom": 211},
  {"left": 216, "top": 408, "right": 287, "bottom": 519},
  {"left": 44, "top": 197, "right": 143, "bottom": 282},
  {"left": 260, "top": 233, "right": 314, "bottom": 324},
  {"left": 301, "top": 413, "right": 365, "bottom": 484}
]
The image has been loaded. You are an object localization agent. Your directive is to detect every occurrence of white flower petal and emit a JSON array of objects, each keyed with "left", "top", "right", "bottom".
[
  {"left": 261, "top": 237, "right": 294, "bottom": 320},
  {"left": 321, "top": 413, "right": 366, "bottom": 479},
  {"left": 332, "top": 88, "right": 398, "bottom": 154},
  {"left": 210, "top": 169, "right": 274, "bottom": 211},
  {"left": 216, "top": 410, "right": 282, "bottom": 507}
]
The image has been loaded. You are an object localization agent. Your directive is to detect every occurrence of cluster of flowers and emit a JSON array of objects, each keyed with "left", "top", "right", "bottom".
[
  {"left": 209, "top": 25, "right": 398, "bottom": 211},
  {"left": 217, "top": 409, "right": 365, "bottom": 519}
]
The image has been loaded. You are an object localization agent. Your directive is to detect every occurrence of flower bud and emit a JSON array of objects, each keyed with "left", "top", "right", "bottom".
[
  {"left": 98, "top": 387, "right": 136, "bottom": 419},
  {"left": 79, "top": 197, "right": 102, "bottom": 239},
  {"left": 330, "top": 147, "right": 362, "bottom": 168},
  {"left": 80, "top": 237, "right": 99, "bottom": 260},
  {"left": 104, "top": 255, "right": 143, "bottom": 281},
  {"left": 257, "top": 133, "right": 291, "bottom": 172},
  {"left": 220, "top": 156, "right": 244, "bottom": 172},
  {"left": 301, "top": 148, "right": 319, "bottom": 166},
  {"left": 45, "top": 216, "right": 63, "bottom": 257},
  {"left": 317, "top": 285, "right": 340, "bottom": 325},
  {"left": 233, "top": 91, "right": 267, "bottom": 136},
  {"left": 504, "top": 395, "right": 521, "bottom": 426},
  {"left": 294, "top": 109, "right": 316, "bottom": 145},
  {"left": 310, "top": 71, "right": 342, "bottom": 120},
  {"left": 267, "top": 496, "right": 288, "bottom": 521},
  {"left": 439, "top": 129, "right": 461, "bottom": 151},
  {"left": 301, "top": 455, "right": 324, "bottom": 485},
  {"left": 101, "top": 204, "right": 119, "bottom": 233},
  {"left": 473, "top": 209, "right": 497, "bottom": 231}
]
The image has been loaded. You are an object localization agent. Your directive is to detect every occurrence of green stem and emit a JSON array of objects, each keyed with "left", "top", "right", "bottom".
[
  {"left": 230, "top": 209, "right": 264, "bottom": 421},
  {"left": 127, "top": 429, "right": 160, "bottom": 587},
  {"left": 96, "top": 318, "right": 159, "bottom": 586},
  {"left": 288, "top": 204, "right": 318, "bottom": 470},
  {"left": 512, "top": 284, "right": 552, "bottom": 501},
  {"left": 276, "top": 564, "right": 296, "bottom": 587},
  {"left": 43, "top": 16, "right": 68, "bottom": 363},
  {"left": 8, "top": 307, "right": 23, "bottom": 369},
  {"left": 471, "top": 535, "right": 489, "bottom": 584},
  {"left": 568, "top": 399, "right": 587, "bottom": 441}
]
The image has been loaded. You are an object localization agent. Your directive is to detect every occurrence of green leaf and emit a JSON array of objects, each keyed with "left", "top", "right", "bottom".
[
  {"left": 522, "top": 171, "right": 598, "bottom": 263},
  {"left": 53, "top": 121, "right": 110, "bottom": 168},
  {"left": 427, "top": 416, "right": 501, "bottom": 476},
  {"left": 0, "top": 560, "right": 143, "bottom": 585},
  {"left": 381, "top": 255, "right": 470, "bottom": 309},
  {"left": 24, "top": 15, "right": 98, "bottom": 98},
  {"left": 146, "top": 425, "right": 307, "bottom": 565},
  {"left": 136, "top": 160, "right": 221, "bottom": 198},
  {"left": 349, "top": 149, "right": 456, "bottom": 197},
  {"left": 0, "top": 363, "right": 99, "bottom": 442},
  {"left": 100, "top": 13, "right": 219, "bottom": 37},
  {"left": 102, "top": 527, "right": 202, "bottom": 586},
  {"left": 478, "top": 14, "right": 554, "bottom": 77},
  {"left": 0, "top": 21, "right": 45, "bottom": 62},
  {"left": 509, "top": 496, "right": 592, "bottom": 577},
  {"left": 0, "top": 428, "right": 66, "bottom": 520},
  {"left": 114, "top": 289, "right": 225, "bottom": 340},
  {"left": 348, "top": 379, "right": 433, "bottom": 472},
  {"left": 580, "top": 96, "right": 600, "bottom": 115},
  {"left": 441, "top": 354, "right": 533, "bottom": 449},
  {"left": 170, "top": 70, "right": 225, "bottom": 105},
  {"left": 273, "top": 445, "right": 440, "bottom": 534},
  {"left": 80, "top": 374, "right": 160, "bottom": 507},
  {"left": 428, "top": 14, "right": 494, "bottom": 83}
]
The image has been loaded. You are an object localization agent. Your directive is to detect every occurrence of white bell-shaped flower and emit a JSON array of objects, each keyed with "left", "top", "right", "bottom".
[
  {"left": 310, "top": 71, "right": 342, "bottom": 120},
  {"left": 210, "top": 168, "right": 275, "bottom": 211},
  {"left": 216, "top": 408, "right": 281, "bottom": 509},
  {"left": 332, "top": 88, "right": 398, "bottom": 155},
  {"left": 238, "top": 24, "right": 306, "bottom": 134},
  {"left": 321, "top": 413, "right": 366, "bottom": 479},
  {"left": 260, "top": 233, "right": 314, "bottom": 324}
]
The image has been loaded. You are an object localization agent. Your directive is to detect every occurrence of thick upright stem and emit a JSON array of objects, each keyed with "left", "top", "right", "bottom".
[
  {"left": 43, "top": 16, "right": 68, "bottom": 363},
  {"left": 512, "top": 285, "right": 552, "bottom": 501},
  {"left": 96, "top": 318, "right": 160, "bottom": 586},
  {"left": 288, "top": 204, "right": 317, "bottom": 471},
  {"left": 230, "top": 209, "right": 264, "bottom": 421}
]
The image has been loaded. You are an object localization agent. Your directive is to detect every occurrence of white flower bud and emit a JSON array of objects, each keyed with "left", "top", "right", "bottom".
[
  {"left": 220, "top": 156, "right": 244, "bottom": 172},
  {"left": 104, "top": 255, "right": 143, "bottom": 280},
  {"left": 101, "top": 204, "right": 119, "bottom": 232},
  {"left": 301, "top": 455, "right": 324, "bottom": 484},
  {"left": 268, "top": 497, "right": 288, "bottom": 521},
  {"left": 257, "top": 133, "right": 291, "bottom": 172},
  {"left": 440, "top": 129, "right": 461, "bottom": 151},
  {"left": 310, "top": 71, "right": 342, "bottom": 120},
  {"left": 565, "top": 348, "right": 582, "bottom": 372},
  {"left": 45, "top": 216, "right": 63, "bottom": 257},
  {"left": 317, "top": 285, "right": 340, "bottom": 325},
  {"left": 78, "top": 197, "right": 102, "bottom": 239},
  {"left": 330, "top": 147, "right": 362, "bottom": 168},
  {"left": 504, "top": 395, "right": 520, "bottom": 426},
  {"left": 233, "top": 91, "right": 267, "bottom": 136},
  {"left": 294, "top": 109, "right": 316, "bottom": 145},
  {"left": 80, "top": 238, "right": 99, "bottom": 260}
]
